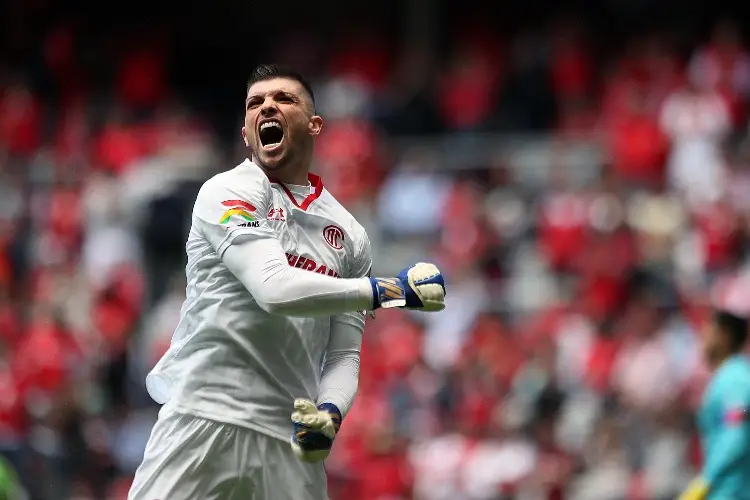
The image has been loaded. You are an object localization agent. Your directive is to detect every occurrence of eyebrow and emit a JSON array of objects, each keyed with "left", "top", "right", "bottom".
[{"left": 245, "top": 90, "right": 300, "bottom": 105}]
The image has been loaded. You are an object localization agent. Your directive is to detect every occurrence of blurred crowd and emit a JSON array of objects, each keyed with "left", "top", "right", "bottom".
[{"left": 3, "top": 2, "right": 750, "bottom": 499}]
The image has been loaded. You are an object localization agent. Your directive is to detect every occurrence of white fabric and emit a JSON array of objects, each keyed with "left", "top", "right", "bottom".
[
  {"left": 146, "top": 159, "right": 372, "bottom": 441},
  {"left": 659, "top": 90, "right": 730, "bottom": 206},
  {"left": 317, "top": 313, "right": 363, "bottom": 414},
  {"left": 283, "top": 182, "right": 365, "bottom": 415},
  {"left": 221, "top": 237, "right": 371, "bottom": 316},
  {"left": 612, "top": 336, "right": 681, "bottom": 411},
  {"left": 128, "top": 409, "right": 327, "bottom": 500}
]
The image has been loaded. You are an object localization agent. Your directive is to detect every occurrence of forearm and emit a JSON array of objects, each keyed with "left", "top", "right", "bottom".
[
  {"left": 681, "top": 428, "right": 747, "bottom": 500},
  {"left": 702, "top": 426, "right": 750, "bottom": 485},
  {"left": 222, "top": 236, "right": 373, "bottom": 316},
  {"left": 317, "top": 313, "right": 363, "bottom": 416},
  {"left": 318, "top": 357, "right": 360, "bottom": 416}
]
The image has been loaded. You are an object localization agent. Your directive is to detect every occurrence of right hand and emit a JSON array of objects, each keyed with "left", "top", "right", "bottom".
[
  {"left": 369, "top": 262, "right": 446, "bottom": 312},
  {"left": 290, "top": 399, "right": 341, "bottom": 463}
]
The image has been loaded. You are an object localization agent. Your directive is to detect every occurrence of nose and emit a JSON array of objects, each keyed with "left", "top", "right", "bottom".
[{"left": 260, "top": 100, "right": 278, "bottom": 117}]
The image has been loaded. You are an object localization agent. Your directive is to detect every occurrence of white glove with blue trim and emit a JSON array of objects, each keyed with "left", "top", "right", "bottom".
[
  {"left": 290, "top": 399, "right": 341, "bottom": 463},
  {"left": 369, "top": 262, "right": 446, "bottom": 312}
]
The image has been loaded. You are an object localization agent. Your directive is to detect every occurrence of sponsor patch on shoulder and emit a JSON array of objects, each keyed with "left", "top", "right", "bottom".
[{"left": 220, "top": 200, "right": 258, "bottom": 226}]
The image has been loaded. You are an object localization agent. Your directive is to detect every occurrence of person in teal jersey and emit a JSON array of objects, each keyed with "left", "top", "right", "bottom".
[{"left": 680, "top": 310, "right": 750, "bottom": 500}]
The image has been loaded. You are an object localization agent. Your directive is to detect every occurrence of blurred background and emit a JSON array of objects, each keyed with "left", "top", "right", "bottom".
[{"left": 3, "top": 0, "right": 750, "bottom": 498}]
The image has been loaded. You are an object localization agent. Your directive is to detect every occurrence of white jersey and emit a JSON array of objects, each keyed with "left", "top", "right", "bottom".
[{"left": 146, "top": 159, "right": 372, "bottom": 441}]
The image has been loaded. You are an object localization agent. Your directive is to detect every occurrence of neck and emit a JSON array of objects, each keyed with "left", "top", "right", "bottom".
[
  {"left": 253, "top": 156, "right": 311, "bottom": 185},
  {"left": 710, "top": 351, "right": 737, "bottom": 372},
  {"left": 270, "top": 166, "right": 309, "bottom": 185}
]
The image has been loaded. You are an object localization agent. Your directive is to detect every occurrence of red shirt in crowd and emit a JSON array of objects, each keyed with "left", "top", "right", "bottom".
[
  {"left": 609, "top": 112, "right": 667, "bottom": 186},
  {"left": 117, "top": 48, "right": 166, "bottom": 109},
  {"left": 92, "top": 120, "right": 146, "bottom": 174},
  {"left": 538, "top": 191, "right": 589, "bottom": 271},
  {"left": 13, "top": 317, "right": 82, "bottom": 395},
  {"left": 315, "top": 119, "right": 381, "bottom": 205},
  {"left": 0, "top": 87, "right": 41, "bottom": 156},
  {"left": 329, "top": 33, "right": 391, "bottom": 90},
  {"left": 694, "top": 202, "right": 741, "bottom": 271},
  {"left": 551, "top": 39, "right": 592, "bottom": 99},
  {"left": 0, "top": 363, "right": 26, "bottom": 443},
  {"left": 437, "top": 52, "right": 496, "bottom": 130}
]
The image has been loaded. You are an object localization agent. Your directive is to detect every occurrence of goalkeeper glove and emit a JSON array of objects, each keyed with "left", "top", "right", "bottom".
[
  {"left": 679, "top": 478, "right": 709, "bottom": 500},
  {"left": 290, "top": 399, "right": 342, "bottom": 463},
  {"left": 369, "top": 262, "right": 446, "bottom": 312}
]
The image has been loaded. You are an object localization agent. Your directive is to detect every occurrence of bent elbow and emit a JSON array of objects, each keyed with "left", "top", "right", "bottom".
[
  {"left": 253, "top": 288, "right": 288, "bottom": 315},
  {"left": 255, "top": 299, "right": 279, "bottom": 314},
  {"left": 253, "top": 281, "right": 311, "bottom": 316}
]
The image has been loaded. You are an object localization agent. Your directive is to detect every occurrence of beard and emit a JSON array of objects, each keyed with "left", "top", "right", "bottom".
[
  {"left": 251, "top": 137, "right": 312, "bottom": 177},
  {"left": 254, "top": 153, "right": 284, "bottom": 171},
  {"left": 251, "top": 145, "right": 290, "bottom": 171}
]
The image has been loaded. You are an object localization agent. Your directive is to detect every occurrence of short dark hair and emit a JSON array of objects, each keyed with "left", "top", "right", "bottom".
[
  {"left": 247, "top": 64, "right": 315, "bottom": 107},
  {"left": 714, "top": 310, "right": 749, "bottom": 352}
]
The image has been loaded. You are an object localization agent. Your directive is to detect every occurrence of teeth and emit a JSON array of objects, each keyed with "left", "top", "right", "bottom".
[{"left": 260, "top": 121, "right": 281, "bottom": 130}]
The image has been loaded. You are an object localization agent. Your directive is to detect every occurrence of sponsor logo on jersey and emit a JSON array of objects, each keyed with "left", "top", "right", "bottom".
[
  {"left": 220, "top": 200, "right": 259, "bottom": 227},
  {"left": 323, "top": 225, "right": 344, "bottom": 250},
  {"left": 724, "top": 406, "right": 750, "bottom": 426},
  {"left": 285, "top": 253, "right": 339, "bottom": 277},
  {"left": 268, "top": 207, "right": 285, "bottom": 221}
]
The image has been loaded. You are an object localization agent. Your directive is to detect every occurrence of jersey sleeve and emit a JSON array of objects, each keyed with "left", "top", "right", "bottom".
[
  {"left": 193, "top": 167, "right": 275, "bottom": 257},
  {"left": 348, "top": 229, "right": 373, "bottom": 279},
  {"left": 191, "top": 167, "right": 373, "bottom": 317},
  {"left": 317, "top": 316, "right": 362, "bottom": 416},
  {"left": 702, "top": 370, "right": 750, "bottom": 487}
]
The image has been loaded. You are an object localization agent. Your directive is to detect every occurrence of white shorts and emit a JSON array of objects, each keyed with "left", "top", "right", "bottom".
[{"left": 128, "top": 410, "right": 328, "bottom": 500}]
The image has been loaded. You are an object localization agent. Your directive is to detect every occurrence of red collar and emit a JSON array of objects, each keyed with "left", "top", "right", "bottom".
[{"left": 269, "top": 173, "right": 324, "bottom": 211}]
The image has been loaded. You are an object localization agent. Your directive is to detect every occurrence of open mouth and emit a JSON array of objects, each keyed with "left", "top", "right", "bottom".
[{"left": 259, "top": 120, "right": 284, "bottom": 149}]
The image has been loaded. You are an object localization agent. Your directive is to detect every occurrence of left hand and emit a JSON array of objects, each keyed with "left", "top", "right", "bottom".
[
  {"left": 678, "top": 478, "right": 709, "bottom": 500},
  {"left": 290, "top": 399, "right": 341, "bottom": 463},
  {"left": 370, "top": 262, "right": 446, "bottom": 312}
]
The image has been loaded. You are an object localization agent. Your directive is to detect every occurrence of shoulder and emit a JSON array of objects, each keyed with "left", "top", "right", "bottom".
[
  {"left": 195, "top": 160, "right": 272, "bottom": 212},
  {"left": 199, "top": 160, "right": 271, "bottom": 198},
  {"left": 193, "top": 160, "right": 273, "bottom": 222},
  {"left": 724, "top": 357, "right": 750, "bottom": 375},
  {"left": 734, "top": 357, "right": 750, "bottom": 381},
  {"left": 715, "top": 357, "right": 750, "bottom": 393}
]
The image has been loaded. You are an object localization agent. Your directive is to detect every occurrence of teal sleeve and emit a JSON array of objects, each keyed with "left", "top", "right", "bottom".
[
  {"left": 702, "top": 374, "right": 750, "bottom": 485},
  {"left": 703, "top": 424, "right": 750, "bottom": 484}
]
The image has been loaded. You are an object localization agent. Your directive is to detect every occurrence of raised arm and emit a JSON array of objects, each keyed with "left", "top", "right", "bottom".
[{"left": 194, "top": 167, "right": 372, "bottom": 316}]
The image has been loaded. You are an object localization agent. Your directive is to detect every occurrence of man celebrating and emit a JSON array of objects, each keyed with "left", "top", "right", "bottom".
[
  {"left": 128, "top": 64, "right": 446, "bottom": 499},
  {"left": 680, "top": 310, "right": 750, "bottom": 500}
]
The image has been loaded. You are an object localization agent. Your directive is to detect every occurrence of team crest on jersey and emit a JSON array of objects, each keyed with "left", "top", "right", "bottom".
[
  {"left": 268, "top": 207, "right": 285, "bottom": 221},
  {"left": 323, "top": 225, "right": 344, "bottom": 250},
  {"left": 220, "top": 200, "right": 260, "bottom": 227}
]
